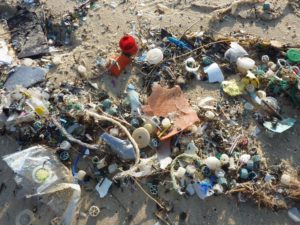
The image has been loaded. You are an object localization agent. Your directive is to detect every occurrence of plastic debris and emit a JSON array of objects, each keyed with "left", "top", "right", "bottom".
[
  {"left": 89, "top": 205, "right": 100, "bottom": 217},
  {"left": 288, "top": 208, "right": 300, "bottom": 223},
  {"left": 7, "top": 9, "right": 48, "bottom": 58},
  {"left": 146, "top": 48, "right": 164, "bottom": 65},
  {"left": 95, "top": 178, "right": 113, "bottom": 198},
  {"left": 4, "top": 66, "right": 47, "bottom": 91},
  {"left": 263, "top": 118, "right": 296, "bottom": 133},
  {"left": 16, "top": 209, "right": 34, "bottom": 225},
  {"left": 143, "top": 84, "right": 199, "bottom": 140},
  {"left": 224, "top": 42, "right": 248, "bottom": 63},
  {"left": 0, "top": 40, "right": 13, "bottom": 65},
  {"left": 127, "top": 84, "right": 142, "bottom": 116},
  {"left": 3, "top": 146, "right": 81, "bottom": 225},
  {"left": 204, "top": 63, "right": 224, "bottom": 83},
  {"left": 100, "top": 133, "right": 136, "bottom": 161},
  {"left": 221, "top": 80, "right": 245, "bottom": 96}
]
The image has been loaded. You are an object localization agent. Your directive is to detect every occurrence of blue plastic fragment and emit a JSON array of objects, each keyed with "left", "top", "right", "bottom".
[{"left": 166, "top": 37, "right": 192, "bottom": 50}]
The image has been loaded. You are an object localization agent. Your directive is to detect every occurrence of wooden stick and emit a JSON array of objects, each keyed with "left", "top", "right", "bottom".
[
  {"left": 51, "top": 116, "right": 101, "bottom": 151},
  {"left": 132, "top": 177, "right": 165, "bottom": 210}
]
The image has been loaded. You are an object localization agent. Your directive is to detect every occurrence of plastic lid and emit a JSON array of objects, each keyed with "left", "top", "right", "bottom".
[
  {"left": 287, "top": 49, "right": 300, "bottom": 63},
  {"left": 132, "top": 127, "right": 150, "bottom": 148}
]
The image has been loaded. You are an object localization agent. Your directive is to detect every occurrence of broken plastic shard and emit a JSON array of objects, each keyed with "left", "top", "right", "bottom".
[
  {"left": 143, "top": 85, "right": 199, "bottom": 140},
  {"left": 185, "top": 141, "right": 199, "bottom": 155},
  {"left": 157, "top": 139, "right": 172, "bottom": 169},
  {"left": 4, "top": 66, "right": 46, "bottom": 91},
  {"left": 7, "top": 9, "right": 48, "bottom": 58},
  {"left": 263, "top": 118, "right": 296, "bottom": 133},
  {"left": 0, "top": 40, "right": 13, "bottom": 65},
  {"left": 100, "top": 133, "right": 136, "bottom": 161},
  {"left": 95, "top": 178, "right": 113, "bottom": 198},
  {"left": 127, "top": 84, "right": 142, "bottom": 116},
  {"left": 193, "top": 181, "right": 214, "bottom": 200},
  {"left": 204, "top": 63, "right": 224, "bottom": 83},
  {"left": 224, "top": 42, "right": 248, "bottom": 63},
  {"left": 221, "top": 80, "right": 245, "bottom": 96}
]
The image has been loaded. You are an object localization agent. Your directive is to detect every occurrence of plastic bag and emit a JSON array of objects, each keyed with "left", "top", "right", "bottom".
[{"left": 3, "top": 146, "right": 81, "bottom": 225}]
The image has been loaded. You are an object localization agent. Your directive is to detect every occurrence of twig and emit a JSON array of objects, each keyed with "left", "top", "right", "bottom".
[
  {"left": 97, "top": 107, "right": 133, "bottom": 128},
  {"left": 155, "top": 211, "right": 171, "bottom": 225},
  {"left": 132, "top": 177, "right": 165, "bottom": 210},
  {"left": 51, "top": 116, "right": 101, "bottom": 151}
]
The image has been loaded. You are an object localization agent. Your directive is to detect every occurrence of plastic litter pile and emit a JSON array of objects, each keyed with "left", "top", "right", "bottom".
[{"left": 1, "top": 1, "right": 300, "bottom": 225}]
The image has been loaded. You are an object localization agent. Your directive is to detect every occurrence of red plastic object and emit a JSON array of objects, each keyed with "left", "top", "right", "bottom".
[
  {"left": 107, "top": 54, "right": 131, "bottom": 77},
  {"left": 119, "top": 35, "right": 138, "bottom": 56}
]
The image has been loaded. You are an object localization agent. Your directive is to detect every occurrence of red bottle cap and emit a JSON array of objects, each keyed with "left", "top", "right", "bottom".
[{"left": 119, "top": 35, "right": 138, "bottom": 56}]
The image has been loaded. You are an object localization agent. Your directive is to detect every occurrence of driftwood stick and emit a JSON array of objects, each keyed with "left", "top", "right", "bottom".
[{"left": 51, "top": 116, "right": 101, "bottom": 151}]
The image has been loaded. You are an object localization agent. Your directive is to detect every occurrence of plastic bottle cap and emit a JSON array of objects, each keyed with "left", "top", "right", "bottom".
[
  {"left": 16, "top": 209, "right": 34, "bottom": 225},
  {"left": 132, "top": 127, "right": 151, "bottom": 148},
  {"left": 119, "top": 35, "right": 138, "bottom": 56},
  {"left": 59, "top": 140, "right": 71, "bottom": 150},
  {"left": 287, "top": 49, "right": 300, "bottom": 63},
  {"left": 77, "top": 170, "right": 87, "bottom": 181},
  {"left": 161, "top": 118, "right": 171, "bottom": 129}
]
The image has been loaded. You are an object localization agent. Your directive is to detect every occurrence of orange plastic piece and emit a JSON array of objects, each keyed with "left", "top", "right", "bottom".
[
  {"left": 143, "top": 85, "right": 200, "bottom": 140},
  {"left": 107, "top": 54, "right": 131, "bottom": 77}
]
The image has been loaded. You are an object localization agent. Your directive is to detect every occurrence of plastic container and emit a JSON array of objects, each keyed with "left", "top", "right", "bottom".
[
  {"left": 236, "top": 57, "right": 255, "bottom": 74},
  {"left": 146, "top": 48, "right": 164, "bottom": 65},
  {"left": 107, "top": 54, "right": 131, "bottom": 77}
]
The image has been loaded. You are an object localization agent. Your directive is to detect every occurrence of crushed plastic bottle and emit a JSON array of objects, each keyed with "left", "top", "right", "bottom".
[
  {"left": 127, "top": 84, "right": 141, "bottom": 116},
  {"left": 100, "top": 133, "right": 136, "bottom": 161}
]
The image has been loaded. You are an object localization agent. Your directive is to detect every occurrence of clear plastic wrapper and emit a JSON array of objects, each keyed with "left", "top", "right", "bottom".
[{"left": 3, "top": 145, "right": 81, "bottom": 225}]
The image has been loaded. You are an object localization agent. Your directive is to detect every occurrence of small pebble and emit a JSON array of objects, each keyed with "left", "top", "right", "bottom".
[
  {"left": 77, "top": 65, "right": 87, "bottom": 76},
  {"left": 52, "top": 55, "right": 62, "bottom": 65},
  {"left": 22, "top": 58, "right": 34, "bottom": 67}
]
